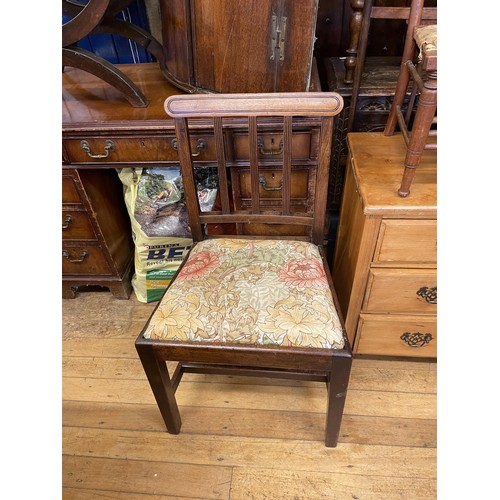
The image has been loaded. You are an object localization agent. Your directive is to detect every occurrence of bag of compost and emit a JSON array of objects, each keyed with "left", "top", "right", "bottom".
[{"left": 119, "top": 167, "right": 217, "bottom": 302}]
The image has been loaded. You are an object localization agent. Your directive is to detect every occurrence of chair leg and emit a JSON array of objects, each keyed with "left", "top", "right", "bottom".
[
  {"left": 325, "top": 354, "right": 352, "bottom": 447},
  {"left": 398, "top": 71, "right": 437, "bottom": 197},
  {"left": 384, "top": 60, "right": 412, "bottom": 137},
  {"left": 136, "top": 342, "right": 182, "bottom": 434}
]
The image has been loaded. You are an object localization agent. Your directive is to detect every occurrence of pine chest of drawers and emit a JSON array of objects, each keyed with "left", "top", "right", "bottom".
[{"left": 332, "top": 132, "right": 437, "bottom": 358}]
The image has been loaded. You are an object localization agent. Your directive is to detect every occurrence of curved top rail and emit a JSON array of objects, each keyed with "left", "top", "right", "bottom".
[{"left": 164, "top": 92, "right": 344, "bottom": 118}]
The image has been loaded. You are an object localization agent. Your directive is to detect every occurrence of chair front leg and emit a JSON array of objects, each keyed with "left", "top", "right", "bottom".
[
  {"left": 325, "top": 354, "right": 352, "bottom": 447},
  {"left": 136, "top": 342, "right": 182, "bottom": 434}
]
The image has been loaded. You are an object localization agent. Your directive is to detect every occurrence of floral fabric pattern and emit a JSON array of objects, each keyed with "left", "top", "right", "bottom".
[{"left": 143, "top": 238, "right": 344, "bottom": 349}]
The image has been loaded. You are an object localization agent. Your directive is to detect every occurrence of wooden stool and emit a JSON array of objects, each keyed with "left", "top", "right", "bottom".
[{"left": 384, "top": 17, "right": 437, "bottom": 197}]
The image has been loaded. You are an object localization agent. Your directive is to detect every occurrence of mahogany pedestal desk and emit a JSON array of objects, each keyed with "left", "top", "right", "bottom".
[
  {"left": 62, "top": 63, "right": 187, "bottom": 299},
  {"left": 332, "top": 132, "right": 437, "bottom": 358},
  {"left": 62, "top": 62, "right": 323, "bottom": 299}
]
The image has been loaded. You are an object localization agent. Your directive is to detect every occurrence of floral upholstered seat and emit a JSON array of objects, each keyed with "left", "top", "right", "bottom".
[{"left": 143, "top": 238, "right": 345, "bottom": 349}]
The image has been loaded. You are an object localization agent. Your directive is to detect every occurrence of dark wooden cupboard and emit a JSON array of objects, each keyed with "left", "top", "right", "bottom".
[{"left": 159, "top": 0, "right": 319, "bottom": 93}]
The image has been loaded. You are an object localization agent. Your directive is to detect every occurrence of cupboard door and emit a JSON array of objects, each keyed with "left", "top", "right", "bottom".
[
  {"left": 275, "top": 0, "right": 318, "bottom": 91},
  {"left": 161, "top": 0, "right": 318, "bottom": 93}
]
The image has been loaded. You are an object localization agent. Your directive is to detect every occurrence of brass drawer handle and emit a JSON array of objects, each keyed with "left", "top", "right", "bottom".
[
  {"left": 416, "top": 286, "right": 437, "bottom": 304},
  {"left": 257, "top": 137, "right": 283, "bottom": 155},
  {"left": 400, "top": 332, "right": 433, "bottom": 348},
  {"left": 62, "top": 215, "right": 73, "bottom": 229},
  {"left": 62, "top": 250, "right": 88, "bottom": 263},
  {"left": 259, "top": 175, "right": 283, "bottom": 191},
  {"left": 171, "top": 138, "right": 207, "bottom": 157},
  {"left": 80, "top": 140, "right": 115, "bottom": 159}
]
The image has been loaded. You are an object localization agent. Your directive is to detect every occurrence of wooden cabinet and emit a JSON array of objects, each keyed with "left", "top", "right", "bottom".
[
  {"left": 62, "top": 169, "right": 133, "bottom": 299},
  {"left": 62, "top": 62, "right": 323, "bottom": 299},
  {"left": 332, "top": 132, "right": 437, "bottom": 358},
  {"left": 159, "top": 0, "right": 319, "bottom": 93}
]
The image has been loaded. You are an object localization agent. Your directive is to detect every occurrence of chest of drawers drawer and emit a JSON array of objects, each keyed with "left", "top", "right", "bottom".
[
  {"left": 63, "top": 133, "right": 216, "bottom": 164},
  {"left": 373, "top": 219, "right": 437, "bottom": 265},
  {"left": 363, "top": 268, "right": 437, "bottom": 314},
  {"left": 355, "top": 314, "right": 437, "bottom": 357}
]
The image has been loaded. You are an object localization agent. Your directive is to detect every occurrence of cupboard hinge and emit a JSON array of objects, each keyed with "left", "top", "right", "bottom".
[{"left": 270, "top": 15, "right": 287, "bottom": 62}]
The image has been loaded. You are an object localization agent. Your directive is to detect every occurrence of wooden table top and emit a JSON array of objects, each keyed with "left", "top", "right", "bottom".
[
  {"left": 347, "top": 132, "right": 437, "bottom": 218},
  {"left": 62, "top": 63, "right": 184, "bottom": 130}
]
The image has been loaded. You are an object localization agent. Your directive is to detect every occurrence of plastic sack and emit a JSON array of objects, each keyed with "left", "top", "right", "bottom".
[{"left": 119, "top": 167, "right": 217, "bottom": 303}]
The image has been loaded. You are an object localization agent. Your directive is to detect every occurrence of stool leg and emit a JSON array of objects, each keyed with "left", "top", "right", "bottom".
[{"left": 398, "top": 70, "right": 437, "bottom": 197}]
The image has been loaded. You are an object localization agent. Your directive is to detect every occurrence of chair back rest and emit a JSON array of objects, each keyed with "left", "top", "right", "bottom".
[{"left": 164, "top": 92, "right": 343, "bottom": 245}]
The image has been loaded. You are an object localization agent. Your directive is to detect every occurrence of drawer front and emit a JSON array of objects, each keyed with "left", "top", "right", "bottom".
[
  {"left": 356, "top": 314, "right": 437, "bottom": 358},
  {"left": 62, "top": 175, "right": 82, "bottom": 204},
  {"left": 62, "top": 210, "right": 97, "bottom": 240},
  {"left": 374, "top": 219, "right": 437, "bottom": 265},
  {"left": 232, "top": 131, "right": 313, "bottom": 160},
  {"left": 62, "top": 245, "right": 112, "bottom": 275},
  {"left": 63, "top": 134, "right": 216, "bottom": 164},
  {"left": 231, "top": 167, "right": 311, "bottom": 208},
  {"left": 364, "top": 268, "right": 437, "bottom": 314}
]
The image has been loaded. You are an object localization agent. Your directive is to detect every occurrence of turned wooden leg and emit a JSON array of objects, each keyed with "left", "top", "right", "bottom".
[
  {"left": 344, "top": 0, "right": 365, "bottom": 85},
  {"left": 325, "top": 354, "right": 352, "bottom": 447},
  {"left": 398, "top": 70, "right": 437, "bottom": 197},
  {"left": 136, "top": 342, "right": 182, "bottom": 434}
]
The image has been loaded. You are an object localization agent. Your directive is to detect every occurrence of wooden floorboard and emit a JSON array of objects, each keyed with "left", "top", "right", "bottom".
[{"left": 62, "top": 289, "right": 437, "bottom": 499}]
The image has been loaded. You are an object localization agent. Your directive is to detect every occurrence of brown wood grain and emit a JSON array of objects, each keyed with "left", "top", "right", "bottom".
[{"left": 63, "top": 290, "right": 436, "bottom": 497}]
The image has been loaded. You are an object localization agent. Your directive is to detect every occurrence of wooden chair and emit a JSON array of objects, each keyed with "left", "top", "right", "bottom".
[
  {"left": 135, "top": 92, "right": 352, "bottom": 447},
  {"left": 383, "top": 7, "right": 437, "bottom": 197},
  {"left": 345, "top": 0, "right": 437, "bottom": 133}
]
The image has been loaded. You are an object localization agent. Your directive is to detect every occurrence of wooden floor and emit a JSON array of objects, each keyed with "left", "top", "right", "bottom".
[{"left": 62, "top": 289, "right": 437, "bottom": 499}]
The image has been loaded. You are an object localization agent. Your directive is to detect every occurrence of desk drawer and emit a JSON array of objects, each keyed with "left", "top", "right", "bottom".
[
  {"left": 62, "top": 245, "right": 112, "bottom": 275},
  {"left": 356, "top": 313, "right": 437, "bottom": 357},
  {"left": 373, "top": 219, "right": 437, "bottom": 265},
  {"left": 63, "top": 134, "right": 216, "bottom": 164},
  {"left": 363, "top": 268, "right": 437, "bottom": 314},
  {"left": 62, "top": 174, "right": 82, "bottom": 204},
  {"left": 62, "top": 210, "right": 97, "bottom": 240},
  {"left": 232, "top": 131, "right": 314, "bottom": 160}
]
